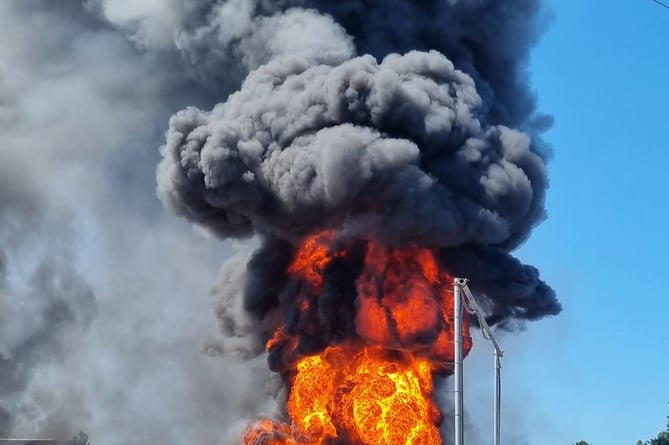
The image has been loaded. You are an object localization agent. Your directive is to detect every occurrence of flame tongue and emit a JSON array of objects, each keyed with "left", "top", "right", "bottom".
[
  {"left": 243, "top": 233, "right": 472, "bottom": 445},
  {"left": 355, "top": 243, "right": 472, "bottom": 369}
]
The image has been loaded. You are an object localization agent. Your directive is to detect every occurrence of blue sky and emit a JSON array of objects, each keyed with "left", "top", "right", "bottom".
[{"left": 484, "top": 1, "right": 669, "bottom": 444}]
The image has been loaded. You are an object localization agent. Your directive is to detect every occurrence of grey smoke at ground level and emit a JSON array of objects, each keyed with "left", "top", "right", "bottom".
[{"left": 0, "top": 0, "right": 269, "bottom": 442}]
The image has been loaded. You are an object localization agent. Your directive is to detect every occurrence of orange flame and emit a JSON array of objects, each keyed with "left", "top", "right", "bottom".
[
  {"left": 245, "top": 233, "right": 472, "bottom": 445},
  {"left": 244, "top": 345, "right": 442, "bottom": 445}
]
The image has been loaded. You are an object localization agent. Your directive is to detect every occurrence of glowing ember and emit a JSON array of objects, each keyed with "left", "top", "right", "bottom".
[{"left": 244, "top": 233, "right": 472, "bottom": 445}]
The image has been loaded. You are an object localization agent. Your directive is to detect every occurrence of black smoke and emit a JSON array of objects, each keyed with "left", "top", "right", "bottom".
[{"left": 157, "top": 0, "right": 562, "bottom": 334}]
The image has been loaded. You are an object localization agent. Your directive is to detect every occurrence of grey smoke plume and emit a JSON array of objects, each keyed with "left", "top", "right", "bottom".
[
  {"left": 0, "top": 0, "right": 274, "bottom": 442},
  {"left": 157, "top": 0, "right": 562, "bottom": 331}
]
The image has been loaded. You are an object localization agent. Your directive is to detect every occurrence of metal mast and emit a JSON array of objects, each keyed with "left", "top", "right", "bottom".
[
  {"left": 453, "top": 278, "right": 505, "bottom": 445},
  {"left": 453, "top": 278, "right": 464, "bottom": 445}
]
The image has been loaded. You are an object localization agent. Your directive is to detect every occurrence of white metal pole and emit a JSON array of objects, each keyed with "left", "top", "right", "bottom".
[
  {"left": 494, "top": 350, "right": 501, "bottom": 445},
  {"left": 454, "top": 279, "right": 464, "bottom": 445},
  {"left": 460, "top": 283, "right": 504, "bottom": 445}
]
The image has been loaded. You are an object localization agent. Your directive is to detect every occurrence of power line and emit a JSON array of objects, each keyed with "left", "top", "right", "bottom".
[{"left": 651, "top": 0, "right": 669, "bottom": 9}]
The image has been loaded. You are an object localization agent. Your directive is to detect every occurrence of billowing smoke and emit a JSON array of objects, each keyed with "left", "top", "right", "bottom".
[{"left": 158, "top": 0, "right": 561, "bottom": 342}]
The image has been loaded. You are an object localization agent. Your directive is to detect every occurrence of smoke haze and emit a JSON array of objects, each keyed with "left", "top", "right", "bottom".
[{"left": 0, "top": 0, "right": 559, "bottom": 443}]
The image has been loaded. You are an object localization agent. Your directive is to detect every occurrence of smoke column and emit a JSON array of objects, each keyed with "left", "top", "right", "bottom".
[
  {"left": 158, "top": 0, "right": 560, "bottom": 338},
  {"left": 156, "top": 0, "right": 562, "bottom": 442}
]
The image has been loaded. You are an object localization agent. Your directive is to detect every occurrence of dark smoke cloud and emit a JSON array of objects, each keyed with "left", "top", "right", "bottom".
[
  {"left": 159, "top": 53, "right": 537, "bottom": 244},
  {"left": 303, "top": 0, "right": 553, "bottom": 129},
  {"left": 157, "top": 0, "right": 561, "bottom": 326}
]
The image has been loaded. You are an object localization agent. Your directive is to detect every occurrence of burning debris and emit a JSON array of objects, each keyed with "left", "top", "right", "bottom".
[{"left": 156, "top": 0, "right": 561, "bottom": 444}]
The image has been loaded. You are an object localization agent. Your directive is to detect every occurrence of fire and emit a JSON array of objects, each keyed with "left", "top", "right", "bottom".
[
  {"left": 245, "top": 345, "right": 441, "bottom": 445},
  {"left": 295, "top": 346, "right": 443, "bottom": 445},
  {"left": 243, "top": 233, "right": 472, "bottom": 445}
]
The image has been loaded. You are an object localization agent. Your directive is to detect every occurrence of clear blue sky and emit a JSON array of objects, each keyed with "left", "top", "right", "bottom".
[{"left": 480, "top": 1, "right": 669, "bottom": 444}]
